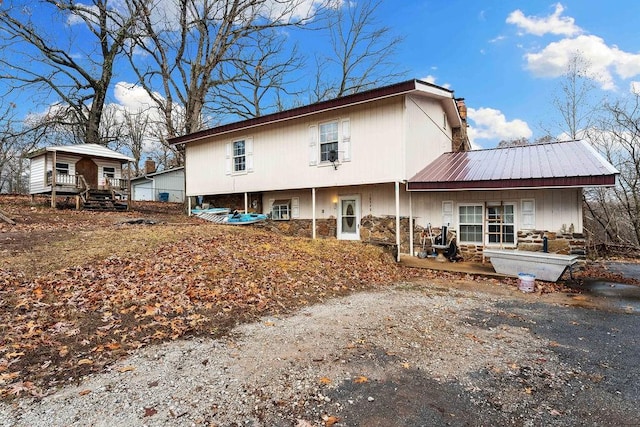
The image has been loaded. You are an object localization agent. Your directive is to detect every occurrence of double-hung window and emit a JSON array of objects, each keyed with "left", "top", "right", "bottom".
[
  {"left": 319, "top": 122, "right": 338, "bottom": 163},
  {"left": 487, "top": 204, "right": 515, "bottom": 245},
  {"left": 103, "top": 167, "right": 115, "bottom": 179},
  {"left": 458, "top": 205, "right": 483, "bottom": 243},
  {"left": 233, "top": 140, "right": 246, "bottom": 173},
  {"left": 56, "top": 162, "right": 70, "bottom": 175}
]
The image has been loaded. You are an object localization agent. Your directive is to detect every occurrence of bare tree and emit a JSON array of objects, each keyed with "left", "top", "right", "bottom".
[
  {"left": 121, "top": 108, "right": 152, "bottom": 175},
  {"left": 589, "top": 96, "right": 640, "bottom": 246},
  {"left": 126, "top": 0, "right": 316, "bottom": 153},
  {"left": 0, "top": 0, "right": 142, "bottom": 145},
  {"left": 208, "top": 29, "right": 305, "bottom": 120},
  {"left": 0, "top": 102, "right": 42, "bottom": 193},
  {"left": 550, "top": 53, "right": 599, "bottom": 140},
  {"left": 310, "top": 0, "right": 407, "bottom": 102}
]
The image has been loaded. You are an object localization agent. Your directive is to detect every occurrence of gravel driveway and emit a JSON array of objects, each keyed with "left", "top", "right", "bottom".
[{"left": 1, "top": 279, "right": 638, "bottom": 427}]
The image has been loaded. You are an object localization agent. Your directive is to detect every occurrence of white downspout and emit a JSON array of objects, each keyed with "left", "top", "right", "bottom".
[
  {"left": 244, "top": 192, "right": 248, "bottom": 213},
  {"left": 312, "top": 187, "right": 316, "bottom": 239},
  {"left": 395, "top": 181, "right": 401, "bottom": 262}
]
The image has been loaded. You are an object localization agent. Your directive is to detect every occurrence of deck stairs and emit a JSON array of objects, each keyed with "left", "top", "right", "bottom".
[{"left": 82, "top": 189, "right": 128, "bottom": 211}]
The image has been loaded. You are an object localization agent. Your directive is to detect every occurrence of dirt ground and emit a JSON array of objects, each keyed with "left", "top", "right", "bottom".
[{"left": 1, "top": 195, "right": 639, "bottom": 426}]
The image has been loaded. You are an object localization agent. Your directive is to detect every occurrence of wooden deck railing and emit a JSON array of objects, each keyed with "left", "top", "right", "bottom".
[{"left": 47, "top": 172, "right": 80, "bottom": 187}]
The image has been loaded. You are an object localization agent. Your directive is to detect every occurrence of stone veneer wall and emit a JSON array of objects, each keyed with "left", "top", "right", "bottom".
[
  {"left": 253, "top": 215, "right": 413, "bottom": 248},
  {"left": 457, "top": 229, "right": 587, "bottom": 262},
  {"left": 254, "top": 218, "right": 336, "bottom": 238},
  {"left": 516, "top": 230, "right": 586, "bottom": 256}
]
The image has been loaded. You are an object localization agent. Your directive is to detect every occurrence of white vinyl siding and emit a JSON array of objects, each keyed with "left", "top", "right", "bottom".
[{"left": 29, "top": 156, "right": 46, "bottom": 194}]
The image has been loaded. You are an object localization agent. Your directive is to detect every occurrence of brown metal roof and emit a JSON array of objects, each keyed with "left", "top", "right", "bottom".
[
  {"left": 169, "top": 79, "right": 457, "bottom": 146},
  {"left": 408, "top": 140, "right": 619, "bottom": 191}
]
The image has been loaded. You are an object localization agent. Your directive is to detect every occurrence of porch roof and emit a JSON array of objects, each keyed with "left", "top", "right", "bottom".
[
  {"left": 26, "top": 144, "right": 135, "bottom": 162},
  {"left": 408, "top": 140, "right": 619, "bottom": 191}
]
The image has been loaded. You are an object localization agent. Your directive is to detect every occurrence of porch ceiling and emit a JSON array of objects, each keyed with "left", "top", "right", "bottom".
[{"left": 408, "top": 140, "right": 619, "bottom": 191}]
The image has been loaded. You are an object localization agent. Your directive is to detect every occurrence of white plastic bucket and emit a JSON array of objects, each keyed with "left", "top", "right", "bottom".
[{"left": 518, "top": 273, "right": 536, "bottom": 293}]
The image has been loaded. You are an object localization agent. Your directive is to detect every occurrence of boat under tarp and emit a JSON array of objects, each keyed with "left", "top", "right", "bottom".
[{"left": 483, "top": 248, "right": 579, "bottom": 282}]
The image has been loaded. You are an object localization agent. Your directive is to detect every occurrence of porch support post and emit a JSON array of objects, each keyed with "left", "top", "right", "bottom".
[
  {"left": 51, "top": 151, "right": 57, "bottom": 208},
  {"left": 127, "top": 160, "right": 132, "bottom": 211},
  {"left": 395, "top": 181, "right": 401, "bottom": 262},
  {"left": 187, "top": 196, "right": 192, "bottom": 216},
  {"left": 312, "top": 187, "right": 316, "bottom": 240},
  {"left": 409, "top": 188, "right": 414, "bottom": 257},
  {"left": 244, "top": 192, "right": 248, "bottom": 213}
]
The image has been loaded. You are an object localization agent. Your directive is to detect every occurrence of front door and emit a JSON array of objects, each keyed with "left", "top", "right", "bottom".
[
  {"left": 75, "top": 157, "right": 98, "bottom": 189},
  {"left": 337, "top": 195, "right": 360, "bottom": 240}
]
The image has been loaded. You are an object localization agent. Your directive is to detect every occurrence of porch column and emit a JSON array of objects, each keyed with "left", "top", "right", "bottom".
[
  {"left": 312, "top": 188, "right": 316, "bottom": 239},
  {"left": 127, "top": 160, "right": 132, "bottom": 211},
  {"left": 244, "top": 192, "right": 248, "bottom": 213},
  {"left": 187, "top": 196, "right": 192, "bottom": 216},
  {"left": 395, "top": 181, "right": 400, "bottom": 262},
  {"left": 409, "top": 188, "right": 414, "bottom": 257},
  {"left": 51, "top": 151, "right": 57, "bottom": 208}
]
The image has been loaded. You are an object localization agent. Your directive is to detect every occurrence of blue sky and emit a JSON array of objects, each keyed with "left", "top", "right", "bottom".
[
  {"left": 4, "top": 1, "right": 640, "bottom": 150},
  {"left": 369, "top": 1, "right": 640, "bottom": 148}
]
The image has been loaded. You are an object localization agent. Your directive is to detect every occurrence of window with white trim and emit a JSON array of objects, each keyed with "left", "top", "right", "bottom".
[
  {"left": 233, "top": 140, "right": 246, "bottom": 172},
  {"left": 319, "top": 121, "right": 338, "bottom": 163},
  {"left": 458, "top": 205, "right": 483, "bottom": 243},
  {"left": 486, "top": 204, "right": 515, "bottom": 245},
  {"left": 103, "top": 166, "right": 115, "bottom": 178},
  {"left": 271, "top": 199, "right": 291, "bottom": 220},
  {"left": 56, "top": 162, "right": 70, "bottom": 175}
]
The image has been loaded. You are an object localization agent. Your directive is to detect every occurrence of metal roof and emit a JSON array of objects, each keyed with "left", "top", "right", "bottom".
[
  {"left": 131, "top": 166, "right": 185, "bottom": 182},
  {"left": 169, "top": 79, "right": 460, "bottom": 146},
  {"left": 26, "top": 144, "right": 135, "bottom": 162},
  {"left": 408, "top": 140, "right": 619, "bottom": 191}
]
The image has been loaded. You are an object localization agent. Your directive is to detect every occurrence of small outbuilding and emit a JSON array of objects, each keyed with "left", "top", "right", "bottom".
[
  {"left": 26, "top": 144, "right": 134, "bottom": 210},
  {"left": 131, "top": 167, "right": 185, "bottom": 203}
]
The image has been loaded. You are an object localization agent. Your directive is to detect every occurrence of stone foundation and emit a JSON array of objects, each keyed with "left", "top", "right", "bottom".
[
  {"left": 516, "top": 230, "right": 586, "bottom": 256},
  {"left": 254, "top": 218, "right": 336, "bottom": 239},
  {"left": 254, "top": 215, "right": 413, "bottom": 247}
]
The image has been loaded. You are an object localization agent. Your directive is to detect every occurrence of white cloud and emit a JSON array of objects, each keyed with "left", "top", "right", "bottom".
[
  {"left": 419, "top": 75, "right": 450, "bottom": 89},
  {"left": 506, "top": 3, "right": 582, "bottom": 37},
  {"left": 467, "top": 107, "right": 532, "bottom": 147},
  {"left": 524, "top": 35, "right": 640, "bottom": 90},
  {"left": 113, "top": 82, "right": 161, "bottom": 111},
  {"left": 631, "top": 81, "right": 640, "bottom": 95}
]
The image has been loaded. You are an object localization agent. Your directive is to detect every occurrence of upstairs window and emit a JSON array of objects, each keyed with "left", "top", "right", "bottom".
[
  {"left": 233, "top": 140, "right": 246, "bottom": 172},
  {"left": 103, "top": 167, "right": 115, "bottom": 178},
  {"left": 56, "top": 162, "right": 69, "bottom": 175},
  {"left": 271, "top": 199, "right": 291, "bottom": 220},
  {"left": 319, "top": 121, "right": 338, "bottom": 163}
]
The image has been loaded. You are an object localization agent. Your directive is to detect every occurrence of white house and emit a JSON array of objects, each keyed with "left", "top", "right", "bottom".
[
  {"left": 131, "top": 167, "right": 185, "bottom": 203},
  {"left": 26, "top": 144, "right": 134, "bottom": 210},
  {"left": 170, "top": 79, "right": 618, "bottom": 260}
]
